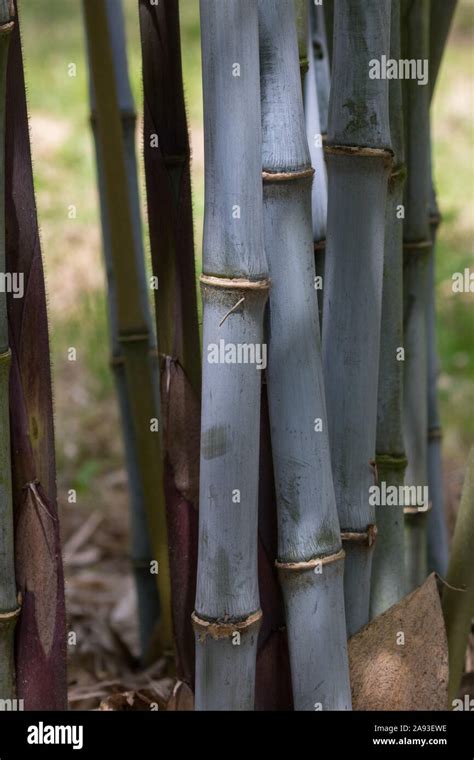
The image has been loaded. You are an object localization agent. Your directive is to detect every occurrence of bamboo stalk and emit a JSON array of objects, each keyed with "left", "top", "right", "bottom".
[
  {"left": 194, "top": 0, "right": 268, "bottom": 711},
  {"left": 322, "top": 0, "right": 392, "bottom": 635},
  {"left": 6, "top": 1, "right": 67, "bottom": 708},
  {"left": 425, "top": 0, "right": 457, "bottom": 576},
  {"left": 401, "top": 0, "right": 431, "bottom": 591},
  {"left": 138, "top": 0, "right": 201, "bottom": 685},
  {"left": 82, "top": 0, "right": 173, "bottom": 658},
  {"left": 441, "top": 447, "right": 474, "bottom": 705},
  {"left": 370, "top": 0, "right": 408, "bottom": 618},
  {"left": 0, "top": 0, "right": 18, "bottom": 700},
  {"left": 305, "top": 0, "right": 329, "bottom": 328},
  {"left": 259, "top": 0, "right": 351, "bottom": 710},
  {"left": 85, "top": 0, "right": 161, "bottom": 664}
]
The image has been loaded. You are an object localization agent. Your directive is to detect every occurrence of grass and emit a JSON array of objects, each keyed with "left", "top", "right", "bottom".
[{"left": 17, "top": 0, "right": 473, "bottom": 500}]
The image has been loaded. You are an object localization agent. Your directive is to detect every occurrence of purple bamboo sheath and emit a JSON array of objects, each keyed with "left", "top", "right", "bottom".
[{"left": 6, "top": 3, "right": 67, "bottom": 709}]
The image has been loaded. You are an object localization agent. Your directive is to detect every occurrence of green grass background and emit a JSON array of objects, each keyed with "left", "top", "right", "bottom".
[{"left": 18, "top": 0, "right": 473, "bottom": 497}]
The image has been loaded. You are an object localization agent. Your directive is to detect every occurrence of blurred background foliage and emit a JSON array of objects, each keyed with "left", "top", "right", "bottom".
[{"left": 19, "top": 1, "right": 472, "bottom": 511}]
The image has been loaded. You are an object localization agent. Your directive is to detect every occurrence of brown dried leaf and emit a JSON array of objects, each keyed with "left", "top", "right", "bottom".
[{"left": 349, "top": 573, "right": 449, "bottom": 710}]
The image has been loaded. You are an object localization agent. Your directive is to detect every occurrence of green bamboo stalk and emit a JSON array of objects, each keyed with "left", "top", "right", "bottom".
[
  {"left": 82, "top": 0, "right": 173, "bottom": 657},
  {"left": 441, "top": 447, "right": 474, "bottom": 705},
  {"left": 401, "top": 0, "right": 431, "bottom": 591},
  {"left": 0, "top": 0, "right": 17, "bottom": 697},
  {"left": 322, "top": 0, "right": 392, "bottom": 636},
  {"left": 294, "top": 0, "right": 309, "bottom": 81},
  {"left": 426, "top": 0, "right": 457, "bottom": 576},
  {"left": 259, "top": 0, "right": 351, "bottom": 711},
  {"left": 0, "top": 0, "right": 18, "bottom": 698},
  {"left": 370, "top": 0, "right": 408, "bottom": 618},
  {"left": 194, "top": 0, "right": 268, "bottom": 711},
  {"left": 84, "top": 0, "right": 161, "bottom": 663}
]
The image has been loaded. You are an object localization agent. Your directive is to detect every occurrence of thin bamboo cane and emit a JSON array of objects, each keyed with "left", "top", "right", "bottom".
[
  {"left": 259, "top": 0, "right": 351, "bottom": 711},
  {"left": 322, "top": 0, "right": 392, "bottom": 636},
  {"left": 6, "top": 1, "right": 67, "bottom": 708},
  {"left": 370, "top": 0, "right": 408, "bottom": 618},
  {"left": 401, "top": 0, "right": 431, "bottom": 591},
  {"left": 194, "top": 0, "right": 268, "bottom": 711},
  {"left": 138, "top": 0, "right": 201, "bottom": 398},
  {"left": 85, "top": 0, "right": 160, "bottom": 664},
  {"left": 441, "top": 447, "right": 474, "bottom": 705},
  {"left": 138, "top": 0, "right": 200, "bottom": 685},
  {"left": 0, "top": 0, "right": 18, "bottom": 700},
  {"left": 425, "top": 0, "right": 457, "bottom": 576},
  {"left": 82, "top": 0, "right": 173, "bottom": 658},
  {"left": 305, "top": 0, "right": 329, "bottom": 328}
]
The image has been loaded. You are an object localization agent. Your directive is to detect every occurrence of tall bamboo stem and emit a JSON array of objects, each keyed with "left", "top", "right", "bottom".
[
  {"left": 0, "top": 0, "right": 18, "bottom": 700},
  {"left": 322, "top": 0, "right": 392, "bottom": 635},
  {"left": 370, "top": 0, "right": 408, "bottom": 618},
  {"left": 442, "top": 447, "right": 474, "bottom": 705},
  {"left": 138, "top": 0, "right": 201, "bottom": 685},
  {"left": 402, "top": 0, "right": 431, "bottom": 591},
  {"left": 194, "top": 0, "right": 268, "bottom": 710},
  {"left": 85, "top": 0, "right": 160, "bottom": 663},
  {"left": 6, "top": 2, "right": 67, "bottom": 708},
  {"left": 426, "top": 0, "right": 457, "bottom": 576},
  {"left": 259, "top": 0, "right": 351, "bottom": 711},
  {"left": 83, "top": 0, "right": 173, "bottom": 657}
]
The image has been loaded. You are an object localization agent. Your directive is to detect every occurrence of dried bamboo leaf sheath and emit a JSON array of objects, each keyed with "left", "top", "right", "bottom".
[
  {"left": 0, "top": 0, "right": 18, "bottom": 700},
  {"left": 322, "top": 0, "right": 392, "bottom": 636},
  {"left": 194, "top": 0, "right": 268, "bottom": 711},
  {"left": 83, "top": 0, "right": 173, "bottom": 654},
  {"left": 138, "top": 0, "right": 200, "bottom": 684},
  {"left": 401, "top": 0, "right": 431, "bottom": 591},
  {"left": 6, "top": 3, "right": 67, "bottom": 708},
  {"left": 370, "top": 0, "right": 408, "bottom": 618},
  {"left": 425, "top": 0, "right": 457, "bottom": 576},
  {"left": 259, "top": 0, "right": 351, "bottom": 711},
  {"left": 85, "top": 0, "right": 160, "bottom": 663}
]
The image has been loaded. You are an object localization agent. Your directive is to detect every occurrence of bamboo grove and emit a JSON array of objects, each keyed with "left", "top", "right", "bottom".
[{"left": 0, "top": 0, "right": 470, "bottom": 713}]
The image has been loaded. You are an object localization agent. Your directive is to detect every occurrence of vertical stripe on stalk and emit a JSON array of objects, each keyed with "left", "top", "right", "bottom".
[
  {"left": 194, "top": 0, "right": 267, "bottom": 710},
  {"left": 305, "top": 0, "right": 330, "bottom": 328},
  {"left": 323, "top": 0, "right": 392, "bottom": 635},
  {"left": 259, "top": 0, "right": 351, "bottom": 710}
]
